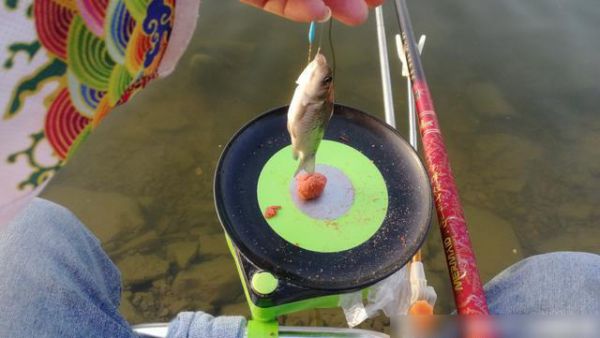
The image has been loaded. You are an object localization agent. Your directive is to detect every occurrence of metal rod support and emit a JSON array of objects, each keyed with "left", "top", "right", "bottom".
[{"left": 375, "top": 6, "right": 396, "bottom": 128}]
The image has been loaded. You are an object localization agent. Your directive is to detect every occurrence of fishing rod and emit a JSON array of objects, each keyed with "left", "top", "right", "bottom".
[{"left": 393, "top": 0, "right": 490, "bottom": 315}]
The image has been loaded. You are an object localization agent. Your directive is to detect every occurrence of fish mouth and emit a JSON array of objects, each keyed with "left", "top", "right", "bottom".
[{"left": 314, "top": 52, "right": 328, "bottom": 66}]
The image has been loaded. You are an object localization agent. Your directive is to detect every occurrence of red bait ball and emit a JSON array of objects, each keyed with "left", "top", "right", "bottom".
[
  {"left": 296, "top": 173, "right": 327, "bottom": 201},
  {"left": 264, "top": 206, "right": 282, "bottom": 219}
]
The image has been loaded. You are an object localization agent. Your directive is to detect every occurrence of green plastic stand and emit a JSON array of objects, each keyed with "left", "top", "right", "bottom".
[{"left": 247, "top": 320, "right": 278, "bottom": 338}]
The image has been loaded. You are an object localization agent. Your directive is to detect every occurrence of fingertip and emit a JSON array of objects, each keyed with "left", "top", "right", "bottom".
[
  {"left": 317, "top": 6, "right": 332, "bottom": 23},
  {"left": 284, "top": 0, "right": 330, "bottom": 23},
  {"left": 325, "top": 0, "right": 369, "bottom": 26},
  {"left": 239, "top": 0, "right": 262, "bottom": 8},
  {"left": 335, "top": 9, "right": 368, "bottom": 26},
  {"left": 366, "top": 0, "right": 385, "bottom": 8},
  {"left": 342, "top": 12, "right": 369, "bottom": 26}
]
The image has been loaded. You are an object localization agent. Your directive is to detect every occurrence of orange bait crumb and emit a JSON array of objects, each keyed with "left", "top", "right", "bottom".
[
  {"left": 296, "top": 173, "right": 327, "bottom": 201},
  {"left": 264, "top": 206, "right": 282, "bottom": 219},
  {"left": 409, "top": 300, "right": 434, "bottom": 316}
]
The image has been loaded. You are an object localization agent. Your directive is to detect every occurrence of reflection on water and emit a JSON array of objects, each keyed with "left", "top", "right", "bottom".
[{"left": 42, "top": 0, "right": 600, "bottom": 329}]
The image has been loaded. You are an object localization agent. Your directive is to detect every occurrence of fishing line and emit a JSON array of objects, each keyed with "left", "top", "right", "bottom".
[
  {"left": 307, "top": 20, "right": 332, "bottom": 58},
  {"left": 306, "top": 19, "right": 336, "bottom": 83},
  {"left": 328, "top": 19, "right": 336, "bottom": 83},
  {"left": 307, "top": 21, "right": 316, "bottom": 63},
  {"left": 318, "top": 20, "right": 325, "bottom": 50}
]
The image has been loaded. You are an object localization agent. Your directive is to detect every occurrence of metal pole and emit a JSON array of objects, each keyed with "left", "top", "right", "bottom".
[
  {"left": 132, "top": 323, "right": 390, "bottom": 338},
  {"left": 375, "top": 6, "right": 396, "bottom": 127},
  {"left": 395, "top": 33, "right": 425, "bottom": 265},
  {"left": 394, "top": 34, "right": 420, "bottom": 151},
  {"left": 407, "top": 76, "right": 418, "bottom": 150}
]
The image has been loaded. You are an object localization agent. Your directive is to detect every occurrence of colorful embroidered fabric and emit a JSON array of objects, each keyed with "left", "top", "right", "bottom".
[{"left": 0, "top": 0, "right": 190, "bottom": 225}]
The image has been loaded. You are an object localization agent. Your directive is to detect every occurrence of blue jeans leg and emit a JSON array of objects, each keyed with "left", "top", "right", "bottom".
[
  {"left": 484, "top": 251, "right": 600, "bottom": 315},
  {"left": 0, "top": 198, "right": 246, "bottom": 338},
  {"left": 0, "top": 198, "right": 136, "bottom": 338}
]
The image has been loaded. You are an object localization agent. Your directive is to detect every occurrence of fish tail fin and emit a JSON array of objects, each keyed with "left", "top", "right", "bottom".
[{"left": 294, "top": 154, "right": 316, "bottom": 177}]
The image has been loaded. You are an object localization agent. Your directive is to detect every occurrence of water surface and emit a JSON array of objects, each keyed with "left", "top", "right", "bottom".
[{"left": 43, "top": 0, "right": 600, "bottom": 329}]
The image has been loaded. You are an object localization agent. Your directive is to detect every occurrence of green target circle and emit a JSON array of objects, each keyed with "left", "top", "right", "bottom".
[{"left": 257, "top": 140, "right": 389, "bottom": 253}]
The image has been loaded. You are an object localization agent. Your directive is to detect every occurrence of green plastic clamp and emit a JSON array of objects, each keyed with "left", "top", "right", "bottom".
[{"left": 247, "top": 320, "right": 278, "bottom": 338}]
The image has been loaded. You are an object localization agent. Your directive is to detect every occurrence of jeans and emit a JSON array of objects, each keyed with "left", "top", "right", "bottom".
[{"left": 0, "top": 198, "right": 598, "bottom": 337}]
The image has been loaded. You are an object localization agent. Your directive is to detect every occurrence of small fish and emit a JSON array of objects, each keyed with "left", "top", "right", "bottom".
[{"left": 287, "top": 51, "right": 334, "bottom": 176}]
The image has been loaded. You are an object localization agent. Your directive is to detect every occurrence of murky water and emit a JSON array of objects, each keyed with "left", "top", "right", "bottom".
[{"left": 42, "top": 0, "right": 600, "bottom": 330}]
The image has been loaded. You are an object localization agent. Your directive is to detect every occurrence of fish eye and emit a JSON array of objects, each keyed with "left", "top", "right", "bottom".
[{"left": 322, "top": 75, "right": 333, "bottom": 84}]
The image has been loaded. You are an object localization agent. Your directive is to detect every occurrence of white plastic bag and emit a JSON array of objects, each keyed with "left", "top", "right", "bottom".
[
  {"left": 409, "top": 262, "right": 437, "bottom": 306},
  {"left": 340, "top": 262, "right": 436, "bottom": 328}
]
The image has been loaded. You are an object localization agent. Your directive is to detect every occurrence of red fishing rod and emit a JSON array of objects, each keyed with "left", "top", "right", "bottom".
[{"left": 393, "top": 0, "right": 490, "bottom": 315}]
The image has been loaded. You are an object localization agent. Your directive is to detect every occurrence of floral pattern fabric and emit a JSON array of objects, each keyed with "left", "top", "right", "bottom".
[{"left": 0, "top": 0, "right": 189, "bottom": 225}]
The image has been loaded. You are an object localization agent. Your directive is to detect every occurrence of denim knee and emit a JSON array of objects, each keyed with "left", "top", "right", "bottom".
[
  {"left": 0, "top": 198, "right": 131, "bottom": 337},
  {"left": 485, "top": 252, "right": 600, "bottom": 315}
]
